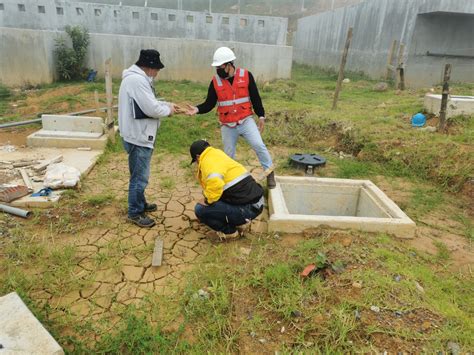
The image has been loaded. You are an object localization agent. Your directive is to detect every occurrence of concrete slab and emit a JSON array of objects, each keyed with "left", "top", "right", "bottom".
[
  {"left": 424, "top": 94, "right": 474, "bottom": 118},
  {"left": 41, "top": 115, "right": 104, "bottom": 133},
  {"left": 0, "top": 147, "right": 102, "bottom": 208},
  {"left": 0, "top": 292, "right": 64, "bottom": 354},
  {"left": 268, "top": 176, "right": 416, "bottom": 238}
]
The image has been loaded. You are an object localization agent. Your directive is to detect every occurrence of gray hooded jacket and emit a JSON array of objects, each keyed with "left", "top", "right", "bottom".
[{"left": 118, "top": 64, "right": 171, "bottom": 148}]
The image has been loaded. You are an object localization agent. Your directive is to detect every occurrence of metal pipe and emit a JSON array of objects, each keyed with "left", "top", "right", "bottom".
[
  {"left": 426, "top": 51, "right": 474, "bottom": 59},
  {"left": 0, "top": 203, "right": 31, "bottom": 218},
  {"left": 0, "top": 118, "right": 42, "bottom": 129}
]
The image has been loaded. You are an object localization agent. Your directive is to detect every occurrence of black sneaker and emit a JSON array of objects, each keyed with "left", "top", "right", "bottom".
[
  {"left": 144, "top": 203, "right": 157, "bottom": 212},
  {"left": 267, "top": 171, "right": 276, "bottom": 189},
  {"left": 128, "top": 214, "right": 156, "bottom": 228}
]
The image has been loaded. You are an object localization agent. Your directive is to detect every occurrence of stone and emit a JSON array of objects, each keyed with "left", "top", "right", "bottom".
[
  {"left": 421, "top": 321, "right": 431, "bottom": 331},
  {"left": 342, "top": 78, "right": 350, "bottom": 83},
  {"left": 394, "top": 275, "right": 402, "bottom": 282},
  {"left": 447, "top": 341, "right": 461, "bottom": 355},
  {"left": 352, "top": 282, "right": 362, "bottom": 289},
  {"left": 0, "top": 292, "right": 64, "bottom": 354},
  {"left": 194, "top": 289, "right": 209, "bottom": 299},
  {"left": 414, "top": 281, "right": 425, "bottom": 294},
  {"left": 370, "top": 305, "right": 380, "bottom": 313},
  {"left": 373, "top": 82, "right": 389, "bottom": 92},
  {"left": 341, "top": 237, "right": 353, "bottom": 247}
]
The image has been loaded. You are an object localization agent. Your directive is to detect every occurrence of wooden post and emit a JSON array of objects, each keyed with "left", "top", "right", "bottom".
[
  {"left": 395, "top": 43, "right": 405, "bottom": 90},
  {"left": 94, "top": 90, "right": 101, "bottom": 116},
  {"left": 332, "top": 27, "right": 353, "bottom": 110},
  {"left": 439, "top": 63, "right": 452, "bottom": 132},
  {"left": 385, "top": 40, "right": 398, "bottom": 80},
  {"left": 104, "top": 58, "right": 115, "bottom": 142}
]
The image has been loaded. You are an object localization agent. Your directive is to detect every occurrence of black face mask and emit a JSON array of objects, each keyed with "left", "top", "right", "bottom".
[{"left": 216, "top": 67, "right": 228, "bottom": 79}]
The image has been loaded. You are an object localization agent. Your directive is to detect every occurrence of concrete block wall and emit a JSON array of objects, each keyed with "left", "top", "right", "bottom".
[
  {"left": 0, "top": 27, "right": 293, "bottom": 86},
  {"left": 293, "top": 0, "right": 474, "bottom": 87},
  {"left": 0, "top": 0, "right": 288, "bottom": 45}
]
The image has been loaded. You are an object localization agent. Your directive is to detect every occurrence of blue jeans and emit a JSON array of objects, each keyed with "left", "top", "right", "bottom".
[
  {"left": 221, "top": 118, "right": 273, "bottom": 170},
  {"left": 194, "top": 200, "right": 263, "bottom": 234},
  {"left": 123, "top": 140, "right": 153, "bottom": 217}
]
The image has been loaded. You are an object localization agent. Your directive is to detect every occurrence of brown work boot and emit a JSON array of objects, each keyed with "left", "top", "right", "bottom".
[
  {"left": 236, "top": 220, "right": 251, "bottom": 236},
  {"left": 216, "top": 231, "right": 241, "bottom": 241},
  {"left": 267, "top": 171, "right": 276, "bottom": 189}
]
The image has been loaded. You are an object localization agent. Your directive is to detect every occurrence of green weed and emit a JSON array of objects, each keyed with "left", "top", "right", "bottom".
[
  {"left": 86, "top": 193, "right": 114, "bottom": 206},
  {"left": 160, "top": 177, "right": 175, "bottom": 190}
]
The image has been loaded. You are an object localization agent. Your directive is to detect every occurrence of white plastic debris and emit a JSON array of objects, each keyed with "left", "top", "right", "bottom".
[
  {"left": 43, "top": 163, "right": 81, "bottom": 189},
  {"left": 0, "top": 145, "right": 16, "bottom": 152}
]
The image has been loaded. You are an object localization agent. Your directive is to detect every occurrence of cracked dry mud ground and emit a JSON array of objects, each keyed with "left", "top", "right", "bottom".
[{"left": 28, "top": 151, "right": 268, "bottom": 331}]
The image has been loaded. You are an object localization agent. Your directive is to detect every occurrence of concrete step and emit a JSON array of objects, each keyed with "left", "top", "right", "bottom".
[
  {"left": 27, "top": 132, "right": 108, "bottom": 149},
  {"left": 34, "top": 129, "right": 103, "bottom": 139}
]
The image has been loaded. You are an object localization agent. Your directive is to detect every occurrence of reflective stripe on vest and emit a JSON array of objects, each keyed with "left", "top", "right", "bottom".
[
  {"left": 214, "top": 75, "right": 223, "bottom": 87},
  {"left": 207, "top": 173, "right": 224, "bottom": 180},
  {"left": 223, "top": 172, "right": 250, "bottom": 190},
  {"left": 217, "top": 96, "right": 250, "bottom": 107}
]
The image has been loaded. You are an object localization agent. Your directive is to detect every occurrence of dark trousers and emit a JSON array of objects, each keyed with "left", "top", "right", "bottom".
[{"left": 194, "top": 200, "right": 263, "bottom": 234}]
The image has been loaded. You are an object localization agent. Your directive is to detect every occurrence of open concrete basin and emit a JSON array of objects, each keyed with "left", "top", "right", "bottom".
[{"left": 268, "top": 177, "right": 415, "bottom": 238}]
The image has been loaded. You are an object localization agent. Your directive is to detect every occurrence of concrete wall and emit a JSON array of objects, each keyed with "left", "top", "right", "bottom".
[
  {"left": 0, "top": 0, "right": 288, "bottom": 45},
  {"left": 0, "top": 27, "right": 293, "bottom": 86},
  {"left": 293, "top": 0, "right": 474, "bottom": 87}
]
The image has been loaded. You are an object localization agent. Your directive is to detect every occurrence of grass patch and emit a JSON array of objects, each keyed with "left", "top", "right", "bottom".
[
  {"left": 85, "top": 193, "right": 114, "bottom": 206},
  {"left": 160, "top": 177, "right": 176, "bottom": 190}
]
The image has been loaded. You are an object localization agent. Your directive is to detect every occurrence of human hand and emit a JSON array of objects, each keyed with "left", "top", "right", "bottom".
[
  {"left": 184, "top": 104, "right": 199, "bottom": 116},
  {"left": 168, "top": 103, "right": 176, "bottom": 116},
  {"left": 258, "top": 117, "right": 265, "bottom": 133}
]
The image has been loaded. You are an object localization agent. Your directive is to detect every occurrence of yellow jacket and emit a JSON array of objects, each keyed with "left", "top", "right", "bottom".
[{"left": 197, "top": 147, "right": 250, "bottom": 204}]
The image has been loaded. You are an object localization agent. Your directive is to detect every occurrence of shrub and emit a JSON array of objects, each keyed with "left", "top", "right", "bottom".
[{"left": 54, "top": 26, "right": 90, "bottom": 80}]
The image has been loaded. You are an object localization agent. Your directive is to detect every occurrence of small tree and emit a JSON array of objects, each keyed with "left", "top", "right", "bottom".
[{"left": 54, "top": 26, "right": 90, "bottom": 80}]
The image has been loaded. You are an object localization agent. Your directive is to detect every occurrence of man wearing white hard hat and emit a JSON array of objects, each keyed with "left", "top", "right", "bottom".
[{"left": 185, "top": 47, "right": 276, "bottom": 189}]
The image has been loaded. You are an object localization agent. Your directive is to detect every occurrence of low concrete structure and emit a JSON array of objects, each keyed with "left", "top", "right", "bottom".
[
  {"left": 27, "top": 115, "right": 108, "bottom": 149},
  {"left": 268, "top": 176, "right": 415, "bottom": 238},
  {"left": 424, "top": 94, "right": 474, "bottom": 118},
  {"left": 0, "top": 292, "right": 64, "bottom": 354},
  {"left": 0, "top": 27, "right": 293, "bottom": 86}
]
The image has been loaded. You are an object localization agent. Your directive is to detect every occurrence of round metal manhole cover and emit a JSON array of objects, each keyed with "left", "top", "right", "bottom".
[{"left": 290, "top": 153, "right": 326, "bottom": 174}]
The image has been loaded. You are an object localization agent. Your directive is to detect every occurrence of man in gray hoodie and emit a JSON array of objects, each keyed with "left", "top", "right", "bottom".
[{"left": 118, "top": 49, "right": 175, "bottom": 228}]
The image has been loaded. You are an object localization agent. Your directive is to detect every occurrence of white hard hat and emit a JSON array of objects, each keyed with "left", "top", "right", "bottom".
[{"left": 211, "top": 47, "right": 236, "bottom": 67}]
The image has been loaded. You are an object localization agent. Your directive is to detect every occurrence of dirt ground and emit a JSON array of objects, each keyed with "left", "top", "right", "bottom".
[{"left": 0, "top": 126, "right": 38, "bottom": 147}]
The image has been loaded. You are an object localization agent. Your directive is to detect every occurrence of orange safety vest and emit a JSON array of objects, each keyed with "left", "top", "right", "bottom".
[{"left": 212, "top": 68, "right": 253, "bottom": 125}]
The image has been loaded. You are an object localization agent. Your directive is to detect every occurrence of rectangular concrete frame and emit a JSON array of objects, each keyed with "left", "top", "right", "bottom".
[
  {"left": 424, "top": 94, "right": 474, "bottom": 118},
  {"left": 0, "top": 292, "right": 64, "bottom": 354},
  {"left": 268, "top": 176, "right": 416, "bottom": 238}
]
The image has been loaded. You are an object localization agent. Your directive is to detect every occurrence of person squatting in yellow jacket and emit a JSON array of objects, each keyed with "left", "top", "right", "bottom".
[{"left": 190, "top": 140, "right": 265, "bottom": 240}]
